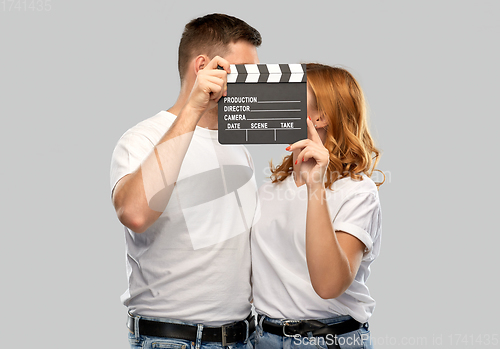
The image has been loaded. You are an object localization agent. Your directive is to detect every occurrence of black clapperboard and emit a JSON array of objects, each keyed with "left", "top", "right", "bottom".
[{"left": 218, "top": 64, "right": 307, "bottom": 144}]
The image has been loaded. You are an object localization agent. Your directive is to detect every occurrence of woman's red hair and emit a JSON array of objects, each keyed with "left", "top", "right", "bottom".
[{"left": 270, "top": 63, "right": 383, "bottom": 188}]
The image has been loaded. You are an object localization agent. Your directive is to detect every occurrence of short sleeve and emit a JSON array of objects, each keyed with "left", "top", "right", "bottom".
[
  {"left": 333, "top": 192, "right": 381, "bottom": 255},
  {"left": 109, "top": 132, "right": 155, "bottom": 194}
]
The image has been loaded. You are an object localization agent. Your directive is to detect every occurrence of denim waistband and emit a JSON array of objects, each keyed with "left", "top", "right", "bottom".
[{"left": 258, "top": 313, "right": 354, "bottom": 326}]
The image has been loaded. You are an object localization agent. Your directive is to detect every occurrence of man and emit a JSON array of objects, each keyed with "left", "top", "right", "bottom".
[{"left": 110, "top": 14, "right": 261, "bottom": 348}]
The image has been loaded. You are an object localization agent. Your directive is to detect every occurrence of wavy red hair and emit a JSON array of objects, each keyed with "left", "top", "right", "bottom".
[{"left": 270, "top": 63, "right": 383, "bottom": 188}]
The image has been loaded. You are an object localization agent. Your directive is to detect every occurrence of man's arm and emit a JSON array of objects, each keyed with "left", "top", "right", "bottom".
[{"left": 112, "top": 56, "right": 230, "bottom": 233}]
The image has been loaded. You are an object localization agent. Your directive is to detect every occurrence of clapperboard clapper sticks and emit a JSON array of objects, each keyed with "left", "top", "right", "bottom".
[{"left": 218, "top": 64, "right": 307, "bottom": 144}]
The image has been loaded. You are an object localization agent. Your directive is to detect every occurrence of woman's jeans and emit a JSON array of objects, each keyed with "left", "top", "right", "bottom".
[{"left": 254, "top": 314, "right": 374, "bottom": 349}]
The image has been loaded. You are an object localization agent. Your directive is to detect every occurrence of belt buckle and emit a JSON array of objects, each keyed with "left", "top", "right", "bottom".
[
  {"left": 222, "top": 316, "right": 251, "bottom": 345},
  {"left": 221, "top": 324, "right": 228, "bottom": 346},
  {"left": 282, "top": 319, "right": 301, "bottom": 338},
  {"left": 221, "top": 323, "right": 240, "bottom": 346}
]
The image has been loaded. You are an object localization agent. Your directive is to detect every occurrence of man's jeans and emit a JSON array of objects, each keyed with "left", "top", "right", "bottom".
[
  {"left": 128, "top": 314, "right": 254, "bottom": 349},
  {"left": 254, "top": 314, "right": 374, "bottom": 349}
]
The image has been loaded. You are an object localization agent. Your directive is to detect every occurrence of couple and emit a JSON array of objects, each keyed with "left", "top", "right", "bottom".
[{"left": 110, "top": 13, "right": 381, "bottom": 349}]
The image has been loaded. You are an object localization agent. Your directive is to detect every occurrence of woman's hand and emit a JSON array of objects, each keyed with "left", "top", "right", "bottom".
[{"left": 288, "top": 116, "right": 329, "bottom": 189}]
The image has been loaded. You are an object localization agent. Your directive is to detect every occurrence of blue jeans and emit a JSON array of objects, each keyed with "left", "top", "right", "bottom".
[
  {"left": 254, "top": 315, "right": 374, "bottom": 349},
  {"left": 128, "top": 314, "right": 255, "bottom": 349}
]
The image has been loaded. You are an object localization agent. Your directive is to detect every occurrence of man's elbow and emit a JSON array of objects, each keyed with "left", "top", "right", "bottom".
[
  {"left": 116, "top": 206, "right": 148, "bottom": 234},
  {"left": 112, "top": 181, "right": 151, "bottom": 234}
]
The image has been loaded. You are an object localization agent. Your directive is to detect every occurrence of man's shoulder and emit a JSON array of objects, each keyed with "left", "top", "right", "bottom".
[
  {"left": 119, "top": 111, "right": 175, "bottom": 143},
  {"left": 126, "top": 111, "right": 174, "bottom": 135}
]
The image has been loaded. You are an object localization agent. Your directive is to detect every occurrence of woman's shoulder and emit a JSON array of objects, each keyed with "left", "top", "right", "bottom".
[{"left": 330, "top": 174, "right": 379, "bottom": 198}]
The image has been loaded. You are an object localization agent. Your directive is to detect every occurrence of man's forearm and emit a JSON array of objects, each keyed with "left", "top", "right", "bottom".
[{"left": 113, "top": 105, "right": 202, "bottom": 233}]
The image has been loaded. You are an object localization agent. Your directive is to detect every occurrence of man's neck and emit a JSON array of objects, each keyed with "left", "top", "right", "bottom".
[
  {"left": 196, "top": 111, "right": 218, "bottom": 130},
  {"left": 168, "top": 98, "right": 218, "bottom": 130},
  {"left": 167, "top": 87, "right": 189, "bottom": 117},
  {"left": 167, "top": 106, "right": 218, "bottom": 131}
]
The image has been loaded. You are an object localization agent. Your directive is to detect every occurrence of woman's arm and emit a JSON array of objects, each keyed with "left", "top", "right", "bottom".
[
  {"left": 290, "top": 117, "right": 366, "bottom": 299},
  {"left": 305, "top": 184, "right": 365, "bottom": 299}
]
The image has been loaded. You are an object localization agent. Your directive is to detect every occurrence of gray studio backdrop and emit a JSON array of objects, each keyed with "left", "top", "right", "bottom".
[{"left": 1, "top": 1, "right": 498, "bottom": 348}]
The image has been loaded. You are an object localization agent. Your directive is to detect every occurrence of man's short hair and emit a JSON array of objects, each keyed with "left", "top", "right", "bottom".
[{"left": 178, "top": 13, "right": 262, "bottom": 82}]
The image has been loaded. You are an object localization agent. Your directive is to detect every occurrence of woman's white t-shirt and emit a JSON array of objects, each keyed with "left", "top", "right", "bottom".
[{"left": 251, "top": 174, "right": 382, "bottom": 323}]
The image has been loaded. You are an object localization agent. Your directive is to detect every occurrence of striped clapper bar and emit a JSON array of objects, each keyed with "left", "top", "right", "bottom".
[{"left": 218, "top": 64, "right": 307, "bottom": 144}]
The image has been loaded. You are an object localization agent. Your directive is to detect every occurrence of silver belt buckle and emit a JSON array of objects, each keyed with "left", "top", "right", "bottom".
[
  {"left": 282, "top": 319, "right": 301, "bottom": 338},
  {"left": 221, "top": 324, "right": 228, "bottom": 346}
]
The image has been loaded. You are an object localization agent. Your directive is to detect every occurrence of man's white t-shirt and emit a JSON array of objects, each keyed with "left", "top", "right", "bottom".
[
  {"left": 251, "top": 174, "right": 382, "bottom": 323},
  {"left": 110, "top": 111, "right": 258, "bottom": 325}
]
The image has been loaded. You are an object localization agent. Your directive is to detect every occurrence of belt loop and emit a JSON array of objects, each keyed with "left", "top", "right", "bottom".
[
  {"left": 195, "top": 324, "right": 204, "bottom": 349},
  {"left": 259, "top": 315, "right": 265, "bottom": 336},
  {"left": 258, "top": 315, "right": 265, "bottom": 336},
  {"left": 259, "top": 315, "right": 265, "bottom": 327},
  {"left": 243, "top": 319, "right": 250, "bottom": 344},
  {"left": 134, "top": 315, "right": 140, "bottom": 340}
]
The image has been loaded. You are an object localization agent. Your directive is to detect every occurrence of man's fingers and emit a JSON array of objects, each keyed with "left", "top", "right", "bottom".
[
  {"left": 199, "top": 58, "right": 229, "bottom": 99},
  {"left": 205, "top": 56, "right": 231, "bottom": 73},
  {"left": 200, "top": 74, "right": 226, "bottom": 100}
]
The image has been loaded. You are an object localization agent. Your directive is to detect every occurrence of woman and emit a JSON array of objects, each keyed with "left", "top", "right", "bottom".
[{"left": 251, "top": 63, "right": 382, "bottom": 349}]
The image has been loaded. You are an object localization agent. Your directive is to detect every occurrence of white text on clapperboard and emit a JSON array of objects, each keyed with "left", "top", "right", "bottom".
[{"left": 223, "top": 96, "right": 297, "bottom": 130}]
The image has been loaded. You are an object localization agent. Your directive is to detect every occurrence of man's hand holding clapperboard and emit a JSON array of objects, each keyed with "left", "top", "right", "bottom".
[{"left": 218, "top": 64, "right": 307, "bottom": 145}]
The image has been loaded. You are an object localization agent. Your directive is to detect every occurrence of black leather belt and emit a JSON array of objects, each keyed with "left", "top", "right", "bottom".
[
  {"left": 259, "top": 314, "right": 365, "bottom": 349},
  {"left": 127, "top": 313, "right": 255, "bottom": 345}
]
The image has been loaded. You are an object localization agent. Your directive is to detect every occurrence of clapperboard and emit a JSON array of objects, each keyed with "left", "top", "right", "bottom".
[{"left": 218, "top": 64, "right": 307, "bottom": 144}]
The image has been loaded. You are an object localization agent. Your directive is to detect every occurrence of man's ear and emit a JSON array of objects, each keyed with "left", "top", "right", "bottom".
[{"left": 194, "top": 55, "right": 210, "bottom": 75}]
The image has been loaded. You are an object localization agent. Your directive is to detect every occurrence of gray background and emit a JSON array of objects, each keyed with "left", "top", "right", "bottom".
[{"left": 1, "top": 1, "right": 498, "bottom": 348}]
